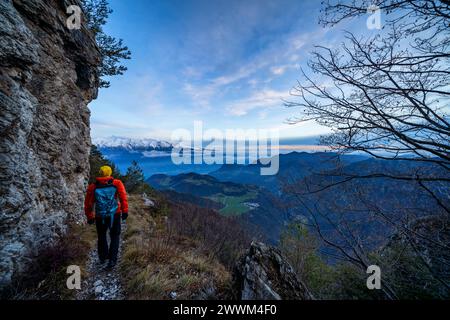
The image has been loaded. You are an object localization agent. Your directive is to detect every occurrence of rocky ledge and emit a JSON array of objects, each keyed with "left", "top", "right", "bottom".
[{"left": 233, "top": 241, "right": 314, "bottom": 300}]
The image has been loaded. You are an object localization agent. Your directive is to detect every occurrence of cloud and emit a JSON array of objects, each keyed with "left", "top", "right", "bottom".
[
  {"left": 182, "top": 66, "right": 203, "bottom": 79},
  {"left": 277, "top": 144, "right": 329, "bottom": 151},
  {"left": 182, "top": 82, "right": 216, "bottom": 110},
  {"left": 226, "top": 88, "right": 290, "bottom": 116},
  {"left": 91, "top": 119, "right": 150, "bottom": 130},
  {"left": 183, "top": 27, "right": 326, "bottom": 111},
  {"left": 91, "top": 0, "right": 340, "bottom": 140},
  {"left": 270, "top": 63, "right": 300, "bottom": 76},
  {"left": 91, "top": 118, "right": 174, "bottom": 140},
  {"left": 187, "top": 28, "right": 327, "bottom": 114},
  {"left": 258, "top": 110, "right": 268, "bottom": 120},
  {"left": 270, "top": 65, "right": 288, "bottom": 75}
]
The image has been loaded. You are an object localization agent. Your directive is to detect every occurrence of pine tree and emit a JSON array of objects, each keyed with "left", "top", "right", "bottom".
[
  {"left": 123, "top": 160, "right": 145, "bottom": 193},
  {"left": 82, "top": 0, "right": 131, "bottom": 88},
  {"left": 89, "top": 145, "right": 123, "bottom": 183}
]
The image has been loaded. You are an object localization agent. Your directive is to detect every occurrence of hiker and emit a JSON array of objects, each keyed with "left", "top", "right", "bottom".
[{"left": 84, "top": 165, "right": 128, "bottom": 269}]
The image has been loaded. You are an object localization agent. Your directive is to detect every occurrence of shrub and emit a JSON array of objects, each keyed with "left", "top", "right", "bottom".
[
  {"left": 120, "top": 195, "right": 233, "bottom": 299},
  {"left": 279, "top": 222, "right": 335, "bottom": 299},
  {"left": 2, "top": 224, "right": 95, "bottom": 300},
  {"left": 167, "top": 201, "right": 253, "bottom": 269}
]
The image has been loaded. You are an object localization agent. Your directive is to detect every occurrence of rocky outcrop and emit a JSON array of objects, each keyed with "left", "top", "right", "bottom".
[
  {"left": 0, "top": 0, "right": 100, "bottom": 287},
  {"left": 233, "top": 242, "right": 314, "bottom": 300}
]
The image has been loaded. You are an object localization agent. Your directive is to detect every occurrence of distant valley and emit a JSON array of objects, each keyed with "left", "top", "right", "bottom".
[{"left": 96, "top": 138, "right": 449, "bottom": 245}]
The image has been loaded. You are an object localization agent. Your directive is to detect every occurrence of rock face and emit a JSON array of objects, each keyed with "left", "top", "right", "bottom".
[
  {"left": 0, "top": 0, "right": 100, "bottom": 287},
  {"left": 234, "top": 242, "right": 314, "bottom": 300}
]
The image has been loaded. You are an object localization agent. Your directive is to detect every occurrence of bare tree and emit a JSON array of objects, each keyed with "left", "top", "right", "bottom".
[
  {"left": 284, "top": 0, "right": 450, "bottom": 299},
  {"left": 286, "top": 0, "right": 450, "bottom": 169},
  {"left": 284, "top": 167, "right": 450, "bottom": 298}
]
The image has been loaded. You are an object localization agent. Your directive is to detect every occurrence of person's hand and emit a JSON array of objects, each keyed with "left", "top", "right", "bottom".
[
  {"left": 87, "top": 218, "right": 95, "bottom": 225},
  {"left": 121, "top": 212, "right": 128, "bottom": 221}
]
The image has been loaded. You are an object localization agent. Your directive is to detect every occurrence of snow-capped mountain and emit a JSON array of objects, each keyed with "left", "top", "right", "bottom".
[{"left": 93, "top": 136, "right": 173, "bottom": 151}]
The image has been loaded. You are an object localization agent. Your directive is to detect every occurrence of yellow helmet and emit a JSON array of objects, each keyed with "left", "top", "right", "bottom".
[{"left": 99, "top": 165, "right": 112, "bottom": 177}]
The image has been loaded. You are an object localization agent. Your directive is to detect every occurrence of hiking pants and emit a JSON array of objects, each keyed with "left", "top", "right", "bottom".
[{"left": 96, "top": 216, "right": 121, "bottom": 263}]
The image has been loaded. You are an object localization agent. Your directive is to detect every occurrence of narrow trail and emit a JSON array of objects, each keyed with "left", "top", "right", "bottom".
[{"left": 77, "top": 223, "right": 127, "bottom": 300}]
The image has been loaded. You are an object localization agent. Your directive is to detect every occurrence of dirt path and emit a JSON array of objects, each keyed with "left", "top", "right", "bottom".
[{"left": 76, "top": 223, "right": 127, "bottom": 300}]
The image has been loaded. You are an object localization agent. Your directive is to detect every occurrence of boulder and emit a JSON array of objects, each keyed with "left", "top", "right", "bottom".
[{"left": 234, "top": 241, "right": 313, "bottom": 300}]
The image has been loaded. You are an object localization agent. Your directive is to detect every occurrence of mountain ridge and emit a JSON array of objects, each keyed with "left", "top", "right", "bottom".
[{"left": 94, "top": 136, "right": 173, "bottom": 151}]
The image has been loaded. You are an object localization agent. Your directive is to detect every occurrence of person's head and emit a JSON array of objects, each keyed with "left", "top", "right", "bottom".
[{"left": 99, "top": 165, "right": 112, "bottom": 177}]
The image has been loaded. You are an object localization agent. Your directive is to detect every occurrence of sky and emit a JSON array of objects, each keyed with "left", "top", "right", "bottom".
[{"left": 89, "top": 0, "right": 373, "bottom": 141}]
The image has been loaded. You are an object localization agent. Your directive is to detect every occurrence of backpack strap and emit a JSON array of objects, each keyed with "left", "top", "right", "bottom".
[{"left": 95, "top": 178, "right": 114, "bottom": 188}]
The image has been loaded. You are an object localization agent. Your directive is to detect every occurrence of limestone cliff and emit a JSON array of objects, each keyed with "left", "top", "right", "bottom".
[{"left": 0, "top": 0, "right": 100, "bottom": 287}]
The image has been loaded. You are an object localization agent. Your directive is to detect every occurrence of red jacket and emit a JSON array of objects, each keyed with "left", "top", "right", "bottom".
[{"left": 84, "top": 177, "right": 129, "bottom": 221}]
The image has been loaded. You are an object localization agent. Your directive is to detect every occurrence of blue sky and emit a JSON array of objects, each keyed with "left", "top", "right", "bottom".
[{"left": 89, "top": 0, "right": 370, "bottom": 141}]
